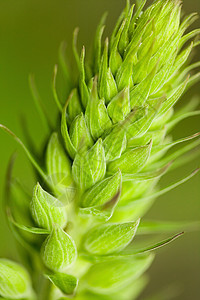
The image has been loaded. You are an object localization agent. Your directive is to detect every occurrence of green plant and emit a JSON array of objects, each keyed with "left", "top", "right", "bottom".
[{"left": 0, "top": 0, "right": 200, "bottom": 299}]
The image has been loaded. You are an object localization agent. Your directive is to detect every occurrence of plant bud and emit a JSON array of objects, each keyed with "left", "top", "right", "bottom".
[
  {"left": 107, "top": 141, "right": 152, "bottom": 174},
  {"left": 0, "top": 259, "right": 33, "bottom": 299},
  {"left": 72, "top": 139, "right": 106, "bottom": 191},
  {"left": 99, "top": 39, "right": 118, "bottom": 103},
  {"left": 85, "top": 77, "right": 112, "bottom": 140},
  {"left": 41, "top": 226, "right": 77, "bottom": 272},
  {"left": 84, "top": 255, "right": 154, "bottom": 293},
  {"left": 81, "top": 170, "right": 122, "bottom": 207},
  {"left": 84, "top": 219, "right": 140, "bottom": 255},
  {"left": 69, "top": 113, "right": 93, "bottom": 151},
  {"left": 46, "top": 132, "right": 74, "bottom": 198},
  {"left": 30, "top": 183, "right": 67, "bottom": 230},
  {"left": 107, "top": 87, "right": 131, "bottom": 123},
  {"left": 67, "top": 88, "right": 82, "bottom": 124},
  {"left": 46, "top": 272, "right": 78, "bottom": 296}
]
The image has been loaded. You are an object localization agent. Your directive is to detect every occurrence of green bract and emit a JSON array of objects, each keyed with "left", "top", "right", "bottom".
[
  {"left": 41, "top": 226, "right": 77, "bottom": 272},
  {"left": 0, "top": 259, "right": 33, "bottom": 299},
  {"left": 83, "top": 255, "right": 154, "bottom": 293},
  {"left": 84, "top": 219, "right": 140, "bottom": 255},
  {"left": 0, "top": 0, "right": 200, "bottom": 299},
  {"left": 46, "top": 272, "right": 78, "bottom": 295},
  {"left": 31, "top": 182, "right": 67, "bottom": 230}
]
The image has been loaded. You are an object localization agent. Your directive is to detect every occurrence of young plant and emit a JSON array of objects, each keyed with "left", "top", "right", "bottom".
[{"left": 0, "top": 0, "right": 200, "bottom": 299}]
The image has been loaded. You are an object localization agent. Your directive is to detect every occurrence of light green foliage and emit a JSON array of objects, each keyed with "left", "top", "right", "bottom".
[
  {"left": 46, "top": 132, "right": 73, "bottom": 195},
  {"left": 69, "top": 113, "right": 93, "bottom": 151},
  {"left": 81, "top": 170, "right": 122, "bottom": 207},
  {"left": 72, "top": 139, "right": 106, "bottom": 190},
  {"left": 85, "top": 77, "right": 112, "bottom": 139},
  {"left": 41, "top": 226, "right": 77, "bottom": 272},
  {"left": 67, "top": 88, "right": 83, "bottom": 124},
  {"left": 0, "top": 0, "right": 200, "bottom": 299},
  {"left": 84, "top": 255, "right": 154, "bottom": 293},
  {"left": 46, "top": 272, "right": 78, "bottom": 295},
  {"left": 84, "top": 219, "right": 140, "bottom": 255},
  {"left": 107, "top": 141, "right": 152, "bottom": 174},
  {"left": 107, "top": 87, "right": 131, "bottom": 123},
  {"left": 0, "top": 259, "right": 33, "bottom": 299},
  {"left": 30, "top": 183, "right": 67, "bottom": 230}
]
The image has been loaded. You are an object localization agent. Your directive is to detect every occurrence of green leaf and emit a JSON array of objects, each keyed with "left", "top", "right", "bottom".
[
  {"left": 179, "top": 28, "right": 200, "bottom": 49},
  {"left": 150, "top": 108, "right": 173, "bottom": 131},
  {"left": 8, "top": 179, "right": 33, "bottom": 234},
  {"left": 116, "top": 40, "right": 138, "bottom": 91},
  {"left": 169, "top": 42, "right": 193, "bottom": 80},
  {"left": 72, "top": 27, "right": 81, "bottom": 71},
  {"left": 185, "top": 72, "right": 200, "bottom": 93},
  {"left": 72, "top": 291, "right": 112, "bottom": 300},
  {"left": 129, "top": 0, "right": 147, "bottom": 35},
  {"left": 10, "top": 218, "right": 50, "bottom": 235},
  {"left": 107, "top": 87, "right": 131, "bottom": 123},
  {"left": 58, "top": 41, "right": 73, "bottom": 95},
  {"left": 93, "top": 13, "right": 107, "bottom": 74},
  {"left": 103, "top": 124, "right": 127, "bottom": 162},
  {"left": 169, "top": 147, "right": 200, "bottom": 171},
  {"left": 158, "top": 78, "right": 188, "bottom": 116},
  {"left": 166, "top": 110, "right": 200, "bottom": 133},
  {"left": 149, "top": 51, "right": 176, "bottom": 94},
  {"left": 74, "top": 275, "right": 148, "bottom": 300},
  {"left": 52, "top": 64, "right": 63, "bottom": 112},
  {"left": 118, "top": 4, "right": 135, "bottom": 55},
  {"left": 0, "top": 124, "right": 48, "bottom": 184},
  {"left": 61, "top": 99, "right": 77, "bottom": 159},
  {"left": 83, "top": 255, "right": 153, "bottom": 293},
  {"left": 46, "top": 272, "right": 78, "bottom": 295},
  {"left": 122, "top": 162, "right": 171, "bottom": 181},
  {"left": 46, "top": 132, "right": 74, "bottom": 197},
  {"left": 109, "top": 20, "right": 125, "bottom": 75},
  {"left": 66, "top": 88, "right": 83, "bottom": 124},
  {"left": 136, "top": 169, "right": 200, "bottom": 202},
  {"left": 0, "top": 259, "right": 33, "bottom": 299},
  {"left": 110, "top": 1, "right": 127, "bottom": 48},
  {"left": 79, "top": 46, "right": 90, "bottom": 107},
  {"left": 30, "top": 183, "right": 67, "bottom": 230},
  {"left": 117, "top": 233, "right": 184, "bottom": 256},
  {"left": 81, "top": 170, "right": 122, "bottom": 207},
  {"left": 69, "top": 113, "right": 93, "bottom": 151},
  {"left": 132, "top": 41, "right": 156, "bottom": 84},
  {"left": 107, "top": 141, "right": 152, "bottom": 174},
  {"left": 125, "top": 18, "right": 151, "bottom": 60},
  {"left": 127, "top": 99, "right": 163, "bottom": 138},
  {"left": 29, "top": 74, "right": 52, "bottom": 131},
  {"left": 85, "top": 77, "right": 112, "bottom": 140},
  {"left": 147, "top": 28, "right": 181, "bottom": 76},
  {"left": 180, "top": 12, "right": 198, "bottom": 34},
  {"left": 148, "top": 133, "right": 200, "bottom": 164},
  {"left": 130, "top": 63, "right": 158, "bottom": 108},
  {"left": 103, "top": 108, "right": 144, "bottom": 161},
  {"left": 84, "top": 219, "right": 140, "bottom": 255},
  {"left": 84, "top": 233, "right": 184, "bottom": 261},
  {"left": 79, "top": 188, "right": 121, "bottom": 222},
  {"left": 138, "top": 220, "right": 200, "bottom": 235},
  {"left": 99, "top": 39, "right": 118, "bottom": 103},
  {"left": 149, "top": 138, "right": 200, "bottom": 170},
  {"left": 72, "top": 139, "right": 106, "bottom": 191},
  {"left": 128, "top": 128, "right": 166, "bottom": 147},
  {"left": 172, "top": 61, "right": 200, "bottom": 89},
  {"left": 41, "top": 226, "right": 77, "bottom": 272}
]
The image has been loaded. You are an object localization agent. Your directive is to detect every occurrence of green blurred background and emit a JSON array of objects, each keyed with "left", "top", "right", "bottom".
[{"left": 0, "top": 0, "right": 199, "bottom": 299}]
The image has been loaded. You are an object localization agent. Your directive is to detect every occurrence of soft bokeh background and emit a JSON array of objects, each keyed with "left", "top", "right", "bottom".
[{"left": 0, "top": 0, "right": 199, "bottom": 299}]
